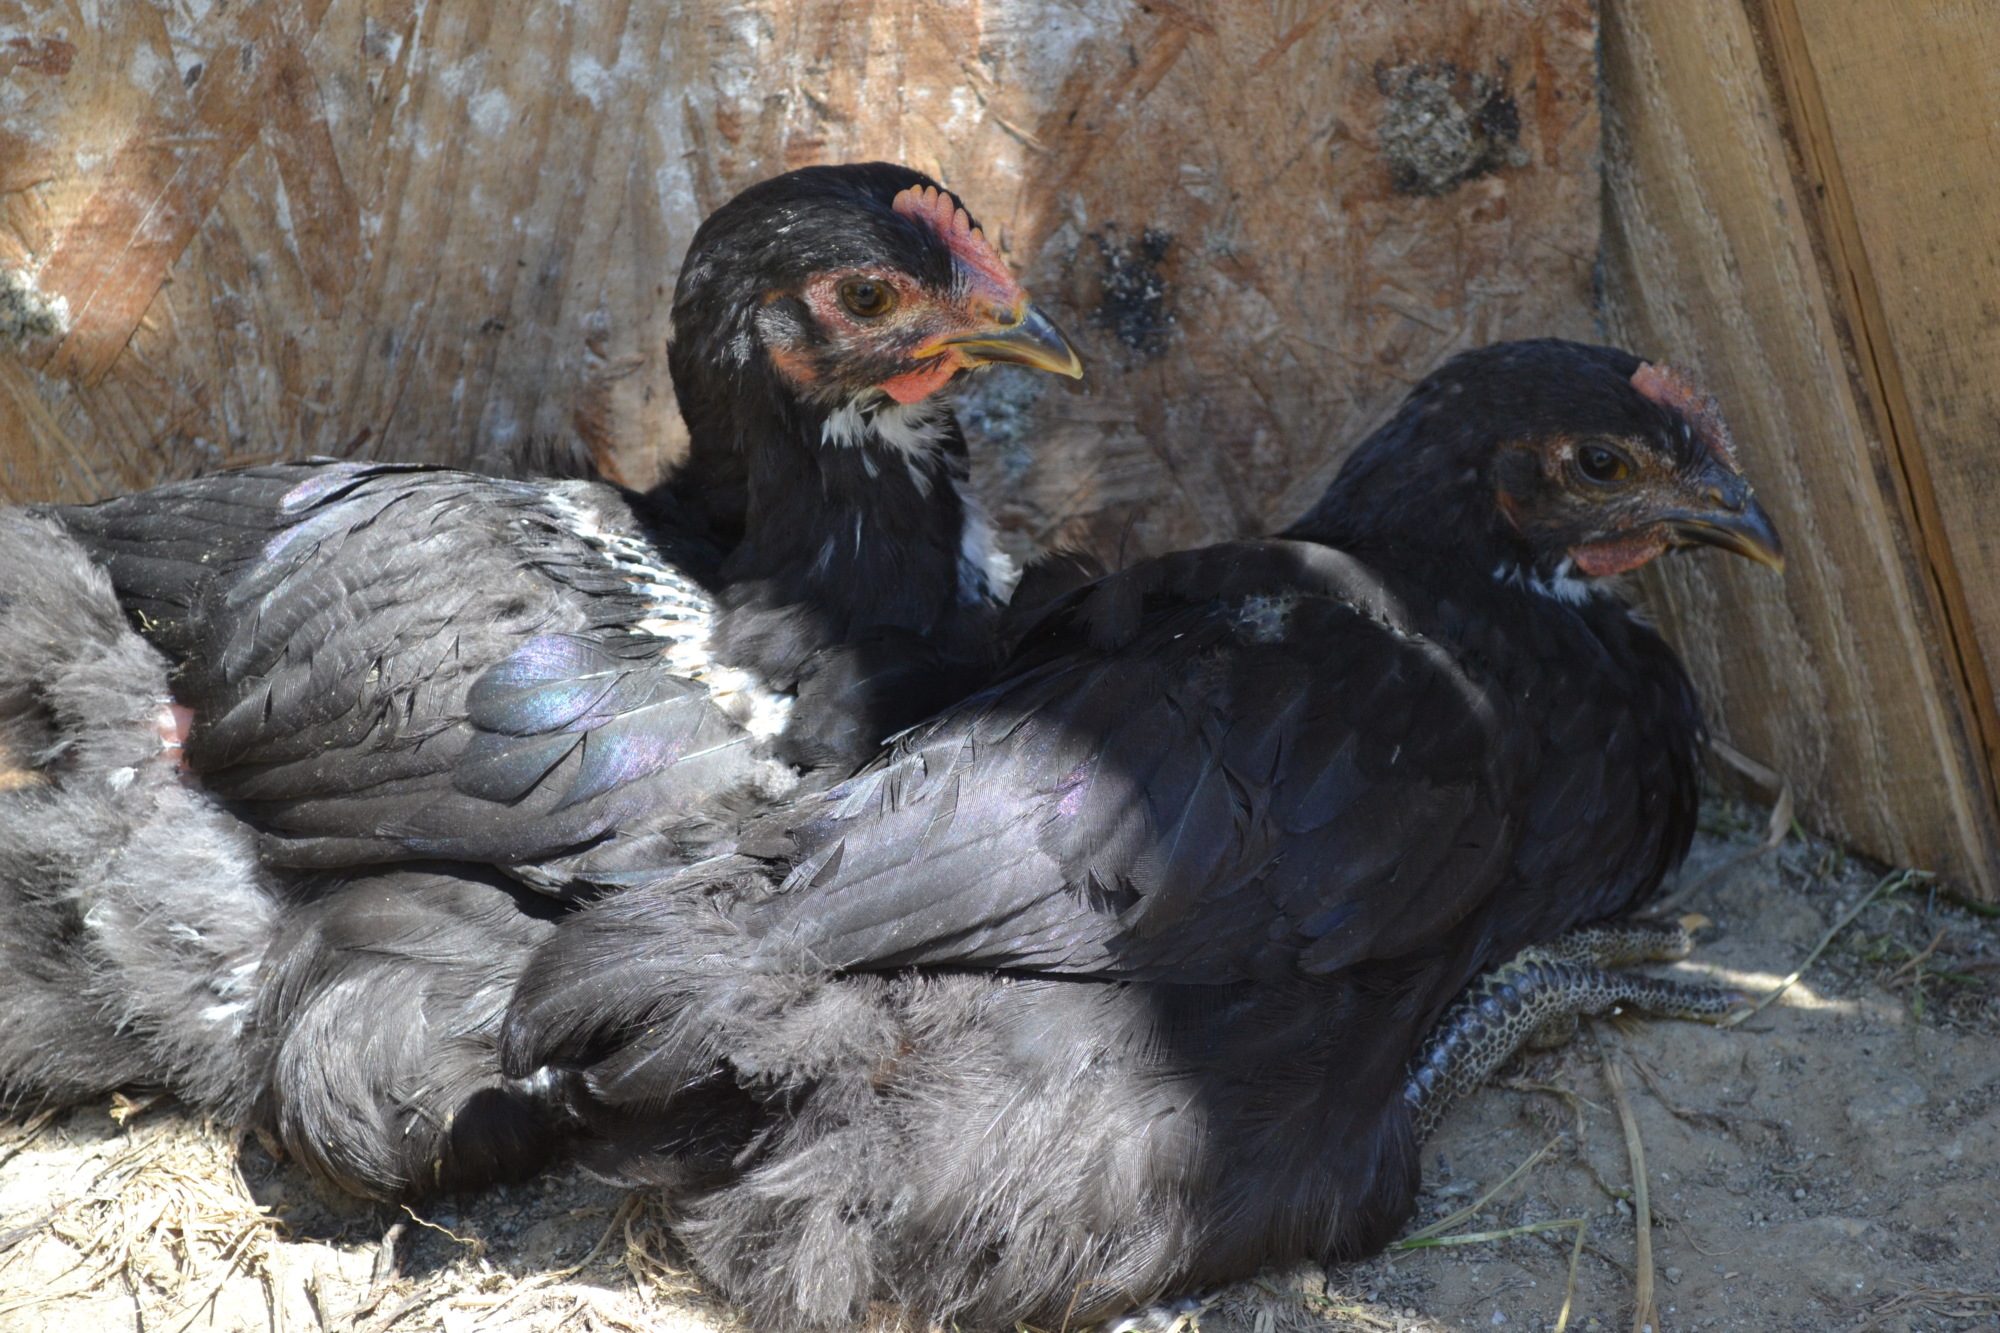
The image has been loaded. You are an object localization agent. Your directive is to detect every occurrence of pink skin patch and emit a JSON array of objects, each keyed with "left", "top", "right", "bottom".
[
  {"left": 1632, "top": 362, "right": 1739, "bottom": 471},
  {"left": 765, "top": 342, "right": 820, "bottom": 387},
  {"left": 1570, "top": 529, "right": 1670, "bottom": 577},
  {"left": 156, "top": 701, "right": 194, "bottom": 771},
  {"left": 878, "top": 353, "right": 967, "bottom": 404}
]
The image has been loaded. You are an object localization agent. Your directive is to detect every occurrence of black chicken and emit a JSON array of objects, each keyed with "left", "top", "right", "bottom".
[
  {"left": 45, "top": 162, "right": 1081, "bottom": 888},
  {"left": 0, "top": 163, "right": 1081, "bottom": 1198},
  {"left": 503, "top": 339, "right": 1783, "bottom": 1330}
]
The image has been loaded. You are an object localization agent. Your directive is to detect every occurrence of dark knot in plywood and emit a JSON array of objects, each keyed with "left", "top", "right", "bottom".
[
  {"left": 1090, "top": 226, "right": 1175, "bottom": 359},
  {"left": 0, "top": 269, "right": 68, "bottom": 345},
  {"left": 1377, "top": 61, "right": 1526, "bottom": 197}
]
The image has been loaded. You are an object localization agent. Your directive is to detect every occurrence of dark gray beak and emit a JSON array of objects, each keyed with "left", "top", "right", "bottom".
[{"left": 1665, "top": 467, "right": 1785, "bottom": 572}]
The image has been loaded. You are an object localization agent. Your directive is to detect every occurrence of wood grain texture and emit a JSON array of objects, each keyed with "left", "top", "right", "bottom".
[
  {"left": 0, "top": 0, "right": 1600, "bottom": 547},
  {"left": 1776, "top": 0, "right": 2000, "bottom": 810},
  {"left": 1600, "top": 0, "right": 2000, "bottom": 896}
]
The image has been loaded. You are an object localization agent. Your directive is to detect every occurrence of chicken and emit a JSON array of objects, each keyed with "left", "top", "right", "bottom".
[
  {"left": 44, "top": 163, "right": 1082, "bottom": 889},
  {"left": 502, "top": 339, "right": 1783, "bottom": 1330}
]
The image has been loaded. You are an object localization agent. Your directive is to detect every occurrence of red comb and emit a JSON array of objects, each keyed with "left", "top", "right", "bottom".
[
  {"left": 1632, "top": 362, "right": 1738, "bottom": 470},
  {"left": 893, "top": 183, "right": 1021, "bottom": 300}
]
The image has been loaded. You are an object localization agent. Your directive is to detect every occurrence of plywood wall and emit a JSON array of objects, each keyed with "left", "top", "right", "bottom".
[{"left": 0, "top": 0, "right": 1597, "bottom": 571}]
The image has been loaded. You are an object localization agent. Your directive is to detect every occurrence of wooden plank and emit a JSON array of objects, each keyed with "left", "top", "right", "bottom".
[
  {"left": 1775, "top": 0, "right": 2000, "bottom": 825},
  {"left": 1600, "top": 0, "right": 2000, "bottom": 895}
]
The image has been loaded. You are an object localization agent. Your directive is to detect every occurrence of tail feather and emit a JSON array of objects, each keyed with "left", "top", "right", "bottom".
[
  {"left": 256, "top": 867, "right": 572, "bottom": 1198},
  {"left": 501, "top": 870, "right": 907, "bottom": 1197},
  {"left": 499, "top": 871, "right": 770, "bottom": 1088}
]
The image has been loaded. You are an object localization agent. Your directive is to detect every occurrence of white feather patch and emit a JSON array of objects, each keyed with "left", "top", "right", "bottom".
[
  {"left": 954, "top": 477, "right": 1020, "bottom": 604},
  {"left": 1234, "top": 593, "right": 1297, "bottom": 643},
  {"left": 541, "top": 485, "right": 794, "bottom": 740},
  {"left": 1492, "top": 557, "right": 1608, "bottom": 606},
  {"left": 199, "top": 1002, "right": 247, "bottom": 1027},
  {"left": 821, "top": 395, "right": 951, "bottom": 461}
]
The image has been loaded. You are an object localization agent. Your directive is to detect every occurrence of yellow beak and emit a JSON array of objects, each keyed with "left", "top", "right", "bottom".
[{"left": 923, "top": 302, "right": 1084, "bottom": 380}]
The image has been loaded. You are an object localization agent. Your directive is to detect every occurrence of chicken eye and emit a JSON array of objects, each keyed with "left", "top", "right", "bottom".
[
  {"left": 838, "top": 277, "right": 897, "bottom": 319},
  {"left": 1576, "top": 441, "right": 1634, "bottom": 486}
]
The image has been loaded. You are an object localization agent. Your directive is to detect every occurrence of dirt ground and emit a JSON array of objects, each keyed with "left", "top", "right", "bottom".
[{"left": 2, "top": 804, "right": 1997, "bottom": 1333}]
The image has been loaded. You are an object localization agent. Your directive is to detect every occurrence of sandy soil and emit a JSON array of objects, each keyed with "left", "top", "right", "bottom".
[{"left": 3, "top": 806, "right": 1996, "bottom": 1333}]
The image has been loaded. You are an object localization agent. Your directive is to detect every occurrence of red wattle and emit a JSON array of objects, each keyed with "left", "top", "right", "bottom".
[
  {"left": 1569, "top": 532, "right": 1669, "bottom": 577},
  {"left": 879, "top": 356, "right": 962, "bottom": 405}
]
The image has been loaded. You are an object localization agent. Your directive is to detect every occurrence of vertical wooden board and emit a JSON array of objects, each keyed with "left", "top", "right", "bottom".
[
  {"left": 1783, "top": 0, "right": 2000, "bottom": 794},
  {"left": 3, "top": 0, "right": 1601, "bottom": 545},
  {"left": 1599, "top": 0, "right": 2000, "bottom": 894}
]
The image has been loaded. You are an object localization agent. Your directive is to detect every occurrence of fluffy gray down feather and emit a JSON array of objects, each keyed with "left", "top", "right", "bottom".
[
  {"left": 0, "top": 510, "right": 274, "bottom": 1118},
  {"left": 516, "top": 884, "right": 1416, "bottom": 1332}
]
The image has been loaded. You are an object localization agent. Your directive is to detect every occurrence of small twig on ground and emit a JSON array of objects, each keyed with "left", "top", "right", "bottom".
[
  {"left": 1293, "top": 1284, "right": 1397, "bottom": 1330},
  {"left": 1502, "top": 1078, "right": 1604, "bottom": 1133},
  {"left": 1706, "top": 739, "right": 1796, "bottom": 854},
  {"left": 1395, "top": 1133, "right": 1591, "bottom": 1330},
  {"left": 461, "top": 1196, "right": 647, "bottom": 1330},
  {"left": 1591, "top": 1027, "right": 1655, "bottom": 1333},
  {"left": 1397, "top": 1218, "right": 1585, "bottom": 1250},
  {"left": 1722, "top": 868, "right": 1928, "bottom": 1027},
  {"left": 1398, "top": 1137, "right": 1561, "bottom": 1245},
  {"left": 398, "top": 1204, "right": 482, "bottom": 1253},
  {"left": 1848, "top": 1283, "right": 2000, "bottom": 1331},
  {"left": 1503, "top": 1072, "right": 1648, "bottom": 1207},
  {"left": 1621, "top": 1053, "right": 1734, "bottom": 1132},
  {"left": 303, "top": 1272, "right": 332, "bottom": 1332},
  {"left": 1400, "top": 1216, "right": 1593, "bottom": 1331},
  {"left": 1677, "top": 1226, "right": 1739, "bottom": 1260},
  {"left": 370, "top": 1219, "right": 407, "bottom": 1289},
  {"left": 1886, "top": 927, "right": 1951, "bottom": 985},
  {"left": 160, "top": 1219, "right": 267, "bottom": 1333},
  {"left": 0, "top": 1107, "right": 60, "bottom": 1173},
  {"left": 565, "top": 1193, "right": 645, "bottom": 1280},
  {"left": 106, "top": 1091, "right": 160, "bottom": 1126},
  {"left": 1766, "top": 1152, "right": 1824, "bottom": 1180},
  {"left": 360, "top": 1286, "right": 455, "bottom": 1333},
  {"left": 1553, "top": 1209, "right": 1589, "bottom": 1333}
]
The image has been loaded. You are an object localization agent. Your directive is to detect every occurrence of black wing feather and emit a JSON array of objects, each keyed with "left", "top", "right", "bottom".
[
  {"left": 49, "top": 461, "right": 763, "bottom": 889},
  {"left": 736, "top": 541, "right": 1520, "bottom": 984}
]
